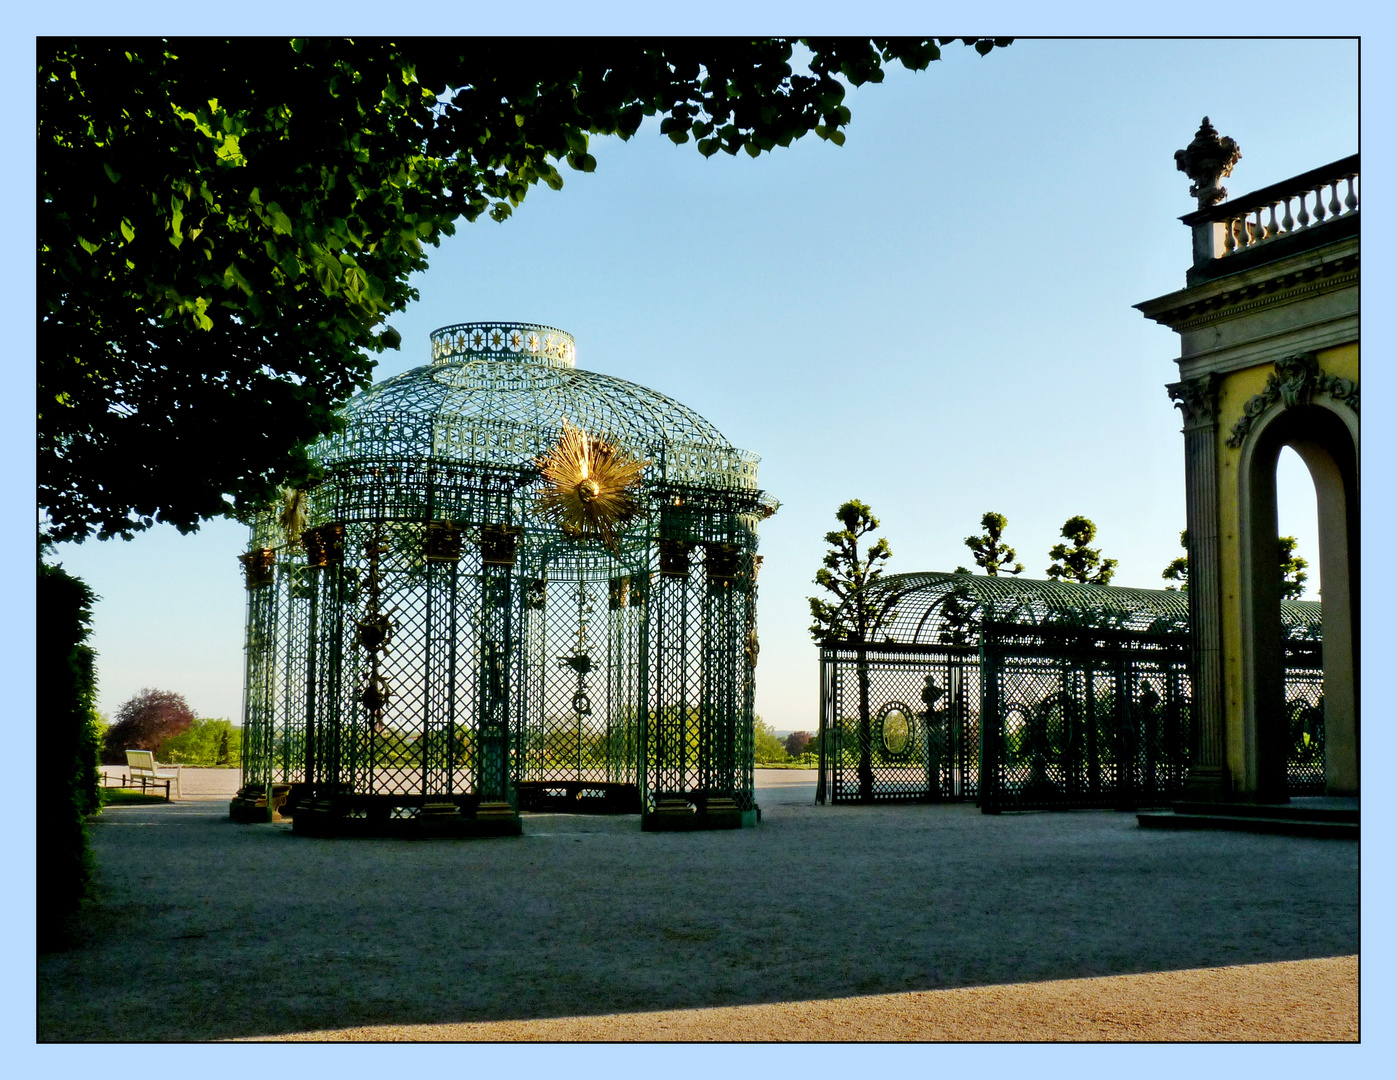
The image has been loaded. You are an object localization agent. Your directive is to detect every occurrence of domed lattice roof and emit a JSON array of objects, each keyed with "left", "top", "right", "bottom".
[
  {"left": 314, "top": 321, "right": 759, "bottom": 493},
  {"left": 839, "top": 571, "right": 1322, "bottom": 645}
]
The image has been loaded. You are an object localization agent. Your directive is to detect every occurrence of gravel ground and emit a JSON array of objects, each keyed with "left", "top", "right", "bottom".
[
  {"left": 261, "top": 956, "right": 1357, "bottom": 1042},
  {"left": 42, "top": 769, "right": 1358, "bottom": 1042}
]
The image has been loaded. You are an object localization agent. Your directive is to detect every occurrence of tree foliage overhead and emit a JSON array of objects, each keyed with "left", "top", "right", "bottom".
[
  {"left": 102, "top": 687, "right": 197, "bottom": 762},
  {"left": 39, "top": 37, "right": 1011, "bottom": 544},
  {"left": 808, "top": 499, "right": 900, "bottom": 644},
  {"left": 1046, "top": 515, "right": 1117, "bottom": 585},
  {"left": 963, "top": 511, "right": 1025, "bottom": 576}
]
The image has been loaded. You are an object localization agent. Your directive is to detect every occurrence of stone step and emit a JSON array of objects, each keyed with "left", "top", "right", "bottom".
[
  {"left": 1137, "top": 811, "right": 1357, "bottom": 839},
  {"left": 1172, "top": 799, "right": 1358, "bottom": 823}
]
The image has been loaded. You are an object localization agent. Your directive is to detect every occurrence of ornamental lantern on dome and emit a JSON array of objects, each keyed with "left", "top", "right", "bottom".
[{"left": 230, "top": 322, "right": 776, "bottom": 836}]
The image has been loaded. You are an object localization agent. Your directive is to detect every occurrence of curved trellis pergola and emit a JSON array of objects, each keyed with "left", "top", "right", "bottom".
[
  {"left": 845, "top": 571, "right": 1321, "bottom": 647},
  {"left": 817, "top": 572, "right": 1324, "bottom": 811}
]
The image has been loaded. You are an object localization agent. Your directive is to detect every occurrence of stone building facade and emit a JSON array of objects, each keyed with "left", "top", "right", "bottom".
[{"left": 1137, "top": 123, "right": 1357, "bottom": 800}]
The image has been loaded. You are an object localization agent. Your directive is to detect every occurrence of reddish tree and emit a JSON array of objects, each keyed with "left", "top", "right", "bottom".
[
  {"left": 785, "top": 731, "right": 814, "bottom": 757},
  {"left": 102, "top": 688, "right": 195, "bottom": 763}
]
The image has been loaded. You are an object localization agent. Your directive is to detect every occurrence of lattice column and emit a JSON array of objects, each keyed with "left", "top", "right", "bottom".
[
  {"left": 232, "top": 544, "right": 279, "bottom": 820},
  {"left": 302, "top": 523, "right": 346, "bottom": 796},
  {"left": 279, "top": 564, "right": 313, "bottom": 785},
  {"left": 738, "top": 551, "right": 759, "bottom": 809},
  {"left": 423, "top": 523, "right": 463, "bottom": 798},
  {"left": 476, "top": 526, "right": 520, "bottom": 811},
  {"left": 815, "top": 650, "right": 833, "bottom": 804},
  {"left": 979, "top": 644, "right": 1003, "bottom": 812},
  {"left": 700, "top": 544, "right": 741, "bottom": 800},
  {"left": 650, "top": 539, "right": 695, "bottom": 802},
  {"left": 310, "top": 561, "right": 346, "bottom": 794}
]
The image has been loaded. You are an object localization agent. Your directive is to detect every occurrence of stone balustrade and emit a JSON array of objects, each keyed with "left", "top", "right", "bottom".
[{"left": 1183, "top": 154, "right": 1358, "bottom": 268}]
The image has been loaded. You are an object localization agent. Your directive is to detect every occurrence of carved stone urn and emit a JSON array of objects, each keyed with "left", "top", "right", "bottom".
[{"left": 1175, "top": 117, "right": 1241, "bottom": 209}]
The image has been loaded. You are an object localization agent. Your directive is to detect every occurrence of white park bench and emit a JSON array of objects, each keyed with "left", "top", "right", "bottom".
[{"left": 123, "top": 749, "right": 182, "bottom": 800}]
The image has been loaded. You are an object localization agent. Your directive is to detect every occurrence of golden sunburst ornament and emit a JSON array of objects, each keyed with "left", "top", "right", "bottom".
[{"left": 535, "top": 421, "right": 648, "bottom": 552}]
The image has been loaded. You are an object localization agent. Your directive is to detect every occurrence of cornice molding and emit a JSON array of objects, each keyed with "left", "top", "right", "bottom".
[{"left": 1142, "top": 253, "right": 1357, "bottom": 332}]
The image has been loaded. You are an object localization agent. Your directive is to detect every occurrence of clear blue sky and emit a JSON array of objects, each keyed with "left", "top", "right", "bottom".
[{"left": 49, "top": 38, "right": 1357, "bottom": 734}]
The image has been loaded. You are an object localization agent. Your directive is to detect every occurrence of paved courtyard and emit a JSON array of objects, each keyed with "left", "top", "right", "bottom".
[{"left": 39, "top": 770, "right": 1358, "bottom": 1041}]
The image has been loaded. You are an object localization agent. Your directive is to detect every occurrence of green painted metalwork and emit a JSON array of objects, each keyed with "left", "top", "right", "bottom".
[
  {"left": 817, "top": 572, "right": 1325, "bottom": 810},
  {"left": 842, "top": 571, "right": 1321, "bottom": 645},
  {"left": 237, "top": 322, "right": 773, "bottom": 834}
]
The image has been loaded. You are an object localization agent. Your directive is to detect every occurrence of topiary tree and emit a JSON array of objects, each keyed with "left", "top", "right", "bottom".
[
  {"left": 1162, "top": 529, "right": 1189, "bottom": 590},
  {"left": 103, "top": 688, "right": 196, "bottom": 763},
  {"left": 1279, "top": 536, "right": 1309, "bottom": 600},
  {"left": 1046, "top": 516, "right": 1117, "bottom": 585},
  {"left": 808, "top": 499, "right": 901, "bottom": 802},
  {"left": 808, "top": 500, "right": 899, "bottom": 645},
  {"left": 1162, "top": 530, "right": 1305, "bottom": 597},
  {"left": 963, "top": 511, "right": 1025, "bottom": 576}
]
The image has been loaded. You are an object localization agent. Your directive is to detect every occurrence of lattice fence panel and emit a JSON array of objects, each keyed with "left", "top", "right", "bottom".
[
  {"left": 646, "top": 557, "right": 705, "bottom": 801},
  {"left": 820, "top": 648, "right": 980, "bottom": 804},
  {"left": 1285, "top": 667, "right": 1326, "bottom": 795}
]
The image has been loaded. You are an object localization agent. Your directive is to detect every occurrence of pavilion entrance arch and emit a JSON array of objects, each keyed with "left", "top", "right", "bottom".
[
  {"left": 1236, "top": 393, "right": 1358, "bottom": 798},
  {"left": 514, "top": 539, "right": 650, "bottom": 813}
]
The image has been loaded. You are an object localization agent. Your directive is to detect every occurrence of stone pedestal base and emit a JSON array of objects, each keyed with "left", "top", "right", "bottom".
[
  {"left": 228, "top": 784, "right": 291, "bottom": 824},
  {"left": 641, "top": 796, "right": 759, "bottom": 832},
  {"left": 1180, "top": 766, "right": 1230, "bottom": 804},
  {"left": 288, "top": 798, "right": 522, "bottom": 839}
]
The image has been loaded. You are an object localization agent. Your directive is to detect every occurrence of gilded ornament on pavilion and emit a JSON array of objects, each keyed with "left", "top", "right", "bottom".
[{"left": 534, "top": 421, "right": 648, "bottom": 552}]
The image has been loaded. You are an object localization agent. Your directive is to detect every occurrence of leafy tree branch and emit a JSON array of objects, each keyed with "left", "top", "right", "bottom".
[{"left": 40, "top": 37, "right": 1010, "bottom": 543}]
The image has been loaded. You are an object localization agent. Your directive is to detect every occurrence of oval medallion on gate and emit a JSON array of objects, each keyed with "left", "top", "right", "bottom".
[{"left": 878, "top": 703, "right": 914, "bottom": 758}]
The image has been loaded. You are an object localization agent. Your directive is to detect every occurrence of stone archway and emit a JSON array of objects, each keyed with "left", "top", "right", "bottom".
[{"left": 1237, "top": 391, "right": 1358, "bottom": 799}]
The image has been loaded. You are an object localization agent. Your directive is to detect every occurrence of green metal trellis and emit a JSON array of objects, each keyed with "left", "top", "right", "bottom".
[
  {"left": 232, "top": 323, "right": 774, "bottom": 836},
  {"left": 816, "top": 572, "right": 1325, "bottom": 810}
]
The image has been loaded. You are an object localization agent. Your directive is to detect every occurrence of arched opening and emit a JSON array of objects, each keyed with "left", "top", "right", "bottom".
[{"left": 1241, "top": 404, "right": 1359, "bottom": 799}]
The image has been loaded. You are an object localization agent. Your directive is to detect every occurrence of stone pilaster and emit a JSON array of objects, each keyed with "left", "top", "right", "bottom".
[{"left": 1167, "top": 374, "right": 1229, "bottom": 800}]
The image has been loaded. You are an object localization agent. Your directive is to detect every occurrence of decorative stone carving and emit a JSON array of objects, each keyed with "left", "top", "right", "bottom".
[
  {"left": 1166, "top": 373, "right": 1221, "bottom": 425},
  {"left": 1225, "top": 353, "right": 1359, "bottom": 447},
  {"left": 1175, "top": 117, "right": 1242, "bottom": 209}
]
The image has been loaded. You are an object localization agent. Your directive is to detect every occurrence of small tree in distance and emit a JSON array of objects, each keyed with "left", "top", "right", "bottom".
[
  {"left": 808, "top": 500, "right": 899, "bottom": 644},
  {"left": 753, "top": 718, "right": 787, "bottom": 763},
  {"left": 785, "top": 731, "right": 814, "bottom": 758},
  {"left": 1162, "top": 530, "right": 1189, "bottom": 590},
  {"left": 103, "top": 688, "right": 196, "bottom": 763},
  {"left": 1162, "top": 529, "right": 1307, "bottom": 598},
  {"left": 1279, "top": 536, "right": 1309, "bottom": 600},
  {"left": 808, "top": 500, "right": 899, "bottom": 803},
  {"left": 963, "top": 512, "right": 1024, "bottom": 576},
  {"left": 1046, "top": 516, "right": 1117, "bottom": 585}
]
